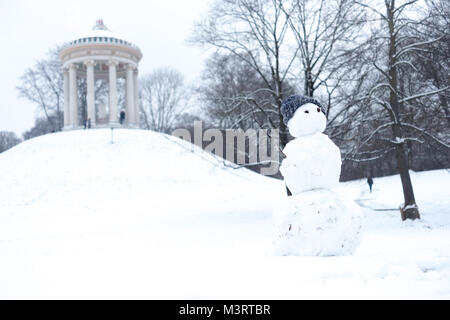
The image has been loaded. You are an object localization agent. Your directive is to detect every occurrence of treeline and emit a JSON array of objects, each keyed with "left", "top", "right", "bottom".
[
  {"left": 188, "top": 0, "right": 449, "bottom": 220},
  {"left": 190, "top": 0, "right": 449, "bottom": 174}
]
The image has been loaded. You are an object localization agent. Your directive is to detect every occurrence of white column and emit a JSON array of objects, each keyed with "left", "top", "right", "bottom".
[
  {"left": 69, "top": 63, "right": 78, "bottom": 127},
  {"left": 63, "top": 68, "right": 70, "bottom": 128},
  {"left": 126, "top": 64, "right": 135, "bottom": 126},
  {"left": 133, "top": 69, "right": 139, "bottom": 126},
  {"left": 85, "top": 60, "right": 96, "bottom": 127},
  {"left": 108, "top": 60, "right": 118, "bottom": 125}
]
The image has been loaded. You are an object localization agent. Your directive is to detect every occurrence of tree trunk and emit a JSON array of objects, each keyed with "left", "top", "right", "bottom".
[
  {"left": 393, "top": 129, "right": 420, "bottom": 220},
  {"left": 278, "top": 91, "right": 292, "bottom": 196},
  {"left": 275, "top": 67, "right": 289, "bottom": 149},
  {"left": 387, "top": 0, "right": 420, "bottom": 220},
  {"left": 304, "top": 67, "right": 314, "bottom": 97}
]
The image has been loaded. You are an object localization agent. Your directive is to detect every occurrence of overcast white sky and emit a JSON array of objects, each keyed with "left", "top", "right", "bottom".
[{"left": 0, "top": 0, "right": 210, "bottom": 136}]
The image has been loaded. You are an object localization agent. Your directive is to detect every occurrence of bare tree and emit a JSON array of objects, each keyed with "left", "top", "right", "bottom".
[
  {"left": 342, "top": 0, "right": 450, "bottom": 220},
  {"left": 0, "top": 131, "right": 21, "bottom": 153},
  {"left": 414, "top": 0, "right": 450, "bottom": 125},
  {"left": 280, "top": 0, "right": 365, "bottom": 103},
  {"left": 190, "top": 0, "right": 298, "bottom": 148},
  {"left": 17, "top": 47, "right": 64, "bottom": 132},
  {"left": 196, "top": 52, "right": 285, "bottom": 130},
  {"left": 140, "top": 67, "right": 187, "bottom": 133},
  {"left": 18, "top": 45, "right": 110, "bottom": 131}
]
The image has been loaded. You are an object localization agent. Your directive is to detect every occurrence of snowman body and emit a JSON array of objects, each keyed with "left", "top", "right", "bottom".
[
  {"left": 273, "top": 101, "right": 362, "bottom": 256},
  {"left": 280, "top": 133, "right": 341, "bottom": 194},
  {"left": 273, "top": 189, "right": 362, "bottom": 256}
]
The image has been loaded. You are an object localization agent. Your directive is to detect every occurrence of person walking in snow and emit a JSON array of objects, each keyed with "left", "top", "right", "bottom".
[
  {"left": 367, "top": 176, "right": 373, "bottom": 193},
  {"left": 119, "top": 110, "right": 125, "bottom": 125}
]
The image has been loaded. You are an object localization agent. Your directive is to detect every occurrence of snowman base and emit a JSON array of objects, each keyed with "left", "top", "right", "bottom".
[{"left": 272, "top": 189, "right": 362, "bottom": 256}]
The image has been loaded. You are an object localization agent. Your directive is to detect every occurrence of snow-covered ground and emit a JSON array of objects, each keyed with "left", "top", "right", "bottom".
[{"left": 0, "top": 129, "right": 449, "bottom": 299}]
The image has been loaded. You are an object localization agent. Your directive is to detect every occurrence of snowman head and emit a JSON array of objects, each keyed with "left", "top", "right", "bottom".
[
  {"left": 281, "top": 95, "right": 327, "bottom": 138},
  {"left": 288, "top": 103, "right": 326, "bottom": 137}
]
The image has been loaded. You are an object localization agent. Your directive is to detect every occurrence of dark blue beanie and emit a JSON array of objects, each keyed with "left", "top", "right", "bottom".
[{"left": 281, "top": 95, "right": 326, "bottom": 125}]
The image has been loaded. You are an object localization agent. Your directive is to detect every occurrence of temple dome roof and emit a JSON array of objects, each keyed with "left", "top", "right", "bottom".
[{"left": 63, "top": 19, "right": 141, "bottom": 53}]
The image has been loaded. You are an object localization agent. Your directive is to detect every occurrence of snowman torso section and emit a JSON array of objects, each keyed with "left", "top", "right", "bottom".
[{"left": 280, "top": 133, "right": 341, "bottom": 194}]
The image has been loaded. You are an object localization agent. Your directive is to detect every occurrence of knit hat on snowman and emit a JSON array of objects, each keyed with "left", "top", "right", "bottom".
[
  {"left": 281, "top": 95, "right": 328, "bottom": 138},
  {"left": 281, "top": 95, "right": 326, "bottom": 125}
]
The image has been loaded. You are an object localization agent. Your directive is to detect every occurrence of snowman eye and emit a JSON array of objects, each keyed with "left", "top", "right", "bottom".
[
  {"left": 317, "top": 107, "right": 320, "bottom": 112},
  {"left": 304, "top": 110, "right": 309, "bottom": 114}
]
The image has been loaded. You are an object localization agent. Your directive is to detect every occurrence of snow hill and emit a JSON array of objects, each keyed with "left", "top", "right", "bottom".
[{"left": 0, "top": 129, "right": 449, "bottom": 299}]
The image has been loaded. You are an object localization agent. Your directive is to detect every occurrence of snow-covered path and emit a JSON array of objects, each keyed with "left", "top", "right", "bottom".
[{"left": 0, "top": 129, "right": 449, "bottom": 299}]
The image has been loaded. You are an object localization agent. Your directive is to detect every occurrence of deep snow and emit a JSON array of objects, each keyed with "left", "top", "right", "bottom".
[{"left": 0, "top": 129, "right": 449, "bottom": 299}]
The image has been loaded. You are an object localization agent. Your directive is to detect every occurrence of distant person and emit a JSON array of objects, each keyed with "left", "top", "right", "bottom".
[
  {"left": 87, "top": 118, "right": 91, "bottom": 129},
  {"left": 119, "top": 110, "right": 125, "bottom": 125},
  {"left": 367, "top": 176, "right": 373, "bottom": 193}
]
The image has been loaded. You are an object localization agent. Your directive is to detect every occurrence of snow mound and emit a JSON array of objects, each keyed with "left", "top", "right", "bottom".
[
  {"left": 1, "top": 129, "right": 449, "bottom": 299},
  {"left": 273, "top": 189, "right": 362, "bottom": 256},
  {"left": 0, "top": 128, "right": 276, "bottom": 216}
]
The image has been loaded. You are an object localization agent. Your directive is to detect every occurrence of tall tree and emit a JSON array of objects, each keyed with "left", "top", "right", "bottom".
[
  {"left": 346, "top": 0, "right": 450, "bottom": 220},
  {"left": 140, "top": 67, "right": 187, "bottom": 134},
  {"left": 280, "top": 0, "right": 365, "bottom": 102},
  {"left": 190, "top": 0, "right": 298, "bottom": 148},
  {"left": 414, "top": 0, "right": 450, "bottom": 125},
  {"left": 17, "top": 47, "right": 64, "bottom": 132},
  {"left": 197, "top": 52, "right": 284, "bottom": 130},
  {"left": 18, "top": 46, "right": 109, "bottom": 132}
]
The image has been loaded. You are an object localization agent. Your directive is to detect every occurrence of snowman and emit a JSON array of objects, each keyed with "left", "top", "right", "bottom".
[{"left": 273, "top": 95, "right": 362, "bottom": 256}]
